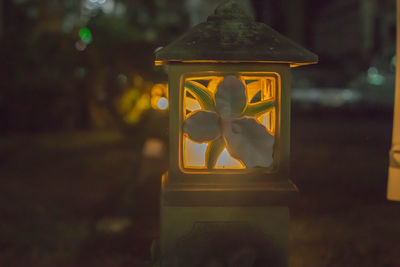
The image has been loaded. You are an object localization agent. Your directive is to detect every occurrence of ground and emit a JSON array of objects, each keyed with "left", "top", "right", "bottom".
[
  {"left": 290, "top": 111, "right": 400, "bottom": 267},
  {"left": 0, "top": 110, "right": 399, "bottom": 266}
]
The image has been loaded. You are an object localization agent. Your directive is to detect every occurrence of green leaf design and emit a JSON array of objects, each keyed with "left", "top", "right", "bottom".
[
  {"left": 242, "top": 101, "right": 275, "bottom": 116},
  {"left": 185, "top": 81, "right": 215, "bottom": 111},
  {"left": 205, "top": 137, "right": 225, "bottom": 169},
  {"left": 249, "top": 90, "right": 261, "bottom": 103}
]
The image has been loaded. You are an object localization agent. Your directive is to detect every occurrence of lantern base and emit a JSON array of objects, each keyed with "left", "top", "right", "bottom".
[
  {"left": 160, "top": 205, "right": 289, "bottom": 267},
  {"left": 161, "top": 172, "right": 298, "bottom": 206}
]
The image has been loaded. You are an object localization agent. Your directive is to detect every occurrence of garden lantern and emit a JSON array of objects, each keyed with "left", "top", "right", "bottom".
[{"left": 155, "top": 1, "right": 317, "bottom": 266}]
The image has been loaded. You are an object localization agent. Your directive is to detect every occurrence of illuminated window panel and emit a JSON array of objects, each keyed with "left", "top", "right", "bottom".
[
  {"left": 256, "top": 109, "right": 276, "bottom": 135},
  {"left": 183, "top": 138, "right": 208, "bottom": 168},
  {"left": 214, "top": 148, "right": 244, "bottom": 169},
  {"left": 181, "top": 73, "right": 279, "bottom": 172}
]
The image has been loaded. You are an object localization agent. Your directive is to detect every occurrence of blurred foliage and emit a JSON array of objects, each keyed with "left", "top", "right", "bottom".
[
  {"left": 116, "top": 74, "right": 152, "bottom": 125},
  {"left": 0, "top": 0, "right": 188, "bottom": 132},
  {"left": 1, "top": 0, "right": 395, "bottom": 133}
]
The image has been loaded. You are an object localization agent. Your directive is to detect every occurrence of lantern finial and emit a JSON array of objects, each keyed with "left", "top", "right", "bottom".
[{"left": 208, "top": 0, "right": 252, "bottom": 21}]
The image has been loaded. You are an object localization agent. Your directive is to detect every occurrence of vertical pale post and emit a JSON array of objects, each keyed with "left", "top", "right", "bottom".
[{"left": 387, "top": 0, "right": 400, "bottom": 201}]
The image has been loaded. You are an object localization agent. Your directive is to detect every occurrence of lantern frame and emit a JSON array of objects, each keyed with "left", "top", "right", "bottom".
[{"left": 168, "top": 63, "right": 291, "bottom": 181}]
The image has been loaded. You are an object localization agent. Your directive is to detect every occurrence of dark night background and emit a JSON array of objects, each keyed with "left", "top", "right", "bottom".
[{"left": 0, "top": 0, "right": 399, "bottom": 266}]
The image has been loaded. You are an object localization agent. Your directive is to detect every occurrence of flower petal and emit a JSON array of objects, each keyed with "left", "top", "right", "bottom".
[
  {"left": 183, "top": 110, "right": 221, "bottom": 143},
  {"left": 215, "top": 76, "right": 247, "bottom": 117},
  {"left": 223, "top": 117, "right": 274, "bottom": 168}
]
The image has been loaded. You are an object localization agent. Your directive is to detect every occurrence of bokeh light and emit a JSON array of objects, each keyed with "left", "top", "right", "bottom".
[
  {"left": 367, "top": 67, "right": 385, "bottom": 86},
  {"left": 157, "top": 97, "right": 169, "bottom": 110},
  {"left": 79, "top": 27, "right": 92, "bottom": 44},
  {"left": 150, "top": 83, "right": 168, "bottom": 110}
]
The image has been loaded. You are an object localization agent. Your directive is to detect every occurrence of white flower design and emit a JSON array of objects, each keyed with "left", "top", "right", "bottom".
[{"left": 183, "top": 75, "right": 275, "bottom": 169}]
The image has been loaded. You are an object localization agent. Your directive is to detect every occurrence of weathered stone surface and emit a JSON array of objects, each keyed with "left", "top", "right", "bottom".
[
  {"left": 162, "top": 221, "right": 286, "bottom": 267},
  {"left": 156, "top": 0, "right": 318, "bottom": 66}
]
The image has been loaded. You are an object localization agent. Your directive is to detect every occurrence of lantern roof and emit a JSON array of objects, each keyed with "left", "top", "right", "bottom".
[{"left": 155, "top": 0, "right": 318, "bottom": 67}]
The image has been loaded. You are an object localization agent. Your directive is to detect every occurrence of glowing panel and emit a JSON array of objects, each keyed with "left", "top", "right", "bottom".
[
  {"left": 215, "top": 148, "right": 244, "bottom": 169},
  {"left": 183, "top": 137, "right": 207, "bottom": 168},
  {"left": 181, "top": 73, "right": 279, "bottom": 172},
  {"left": 184, "top": 98, "right": 201, "bottom": 113}
]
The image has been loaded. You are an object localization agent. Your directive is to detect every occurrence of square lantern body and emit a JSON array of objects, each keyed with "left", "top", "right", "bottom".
[
  {"left": 161, "top": 63, "right": 297, "bottom": 206},
  {"left": 169, "top": 63, "right": 290, "bottom": 181}
]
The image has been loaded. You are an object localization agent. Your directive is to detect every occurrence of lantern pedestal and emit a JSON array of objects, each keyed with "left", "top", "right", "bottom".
[
  {"left": 160, "top": 205, "right": 289, "bottom": 267},
  {"left": 160, "top": 173, "right": 296, "bottom": 267}
]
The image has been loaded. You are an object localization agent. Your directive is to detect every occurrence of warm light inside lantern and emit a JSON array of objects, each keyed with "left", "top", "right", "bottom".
[
  {"left": 180, "top": 72, "right": 280, "bottom": 172},
  {"left": 215, "top": 148, "right": 244, "bottom": 169}
]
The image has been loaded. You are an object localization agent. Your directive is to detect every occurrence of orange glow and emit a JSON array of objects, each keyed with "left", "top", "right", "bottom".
[
  {"left": 185, "top": 76, "right": 223, "bottom": 93},
  {"left": 214, "top": 148, "right": 245, "bottom": 169},
  {"left": 246, "top": 80, "right": 262, "bottom": 101},
  {"left": 256, "top": 108, "right": 276, "bottom": 135},
  {"left": 181, "top": 72, "right": 280, "bottom": 172},
  {"left": 241, "top": 76, "right": 275, "bottom": 102},
  {"left": 183, "top": 137, "right": 208, "bottom": 168},
  {"left": 151, "top": 83, "right": 168, "bottom": 110},
  {"left": 154, "top": 59, "right": 317, "bottom": 68},
  {"left": 182, "top": 136, "right": 245, "bottom": 170},
  {"left": 185, "top": 98, "right": 201, "bottom": 113}
]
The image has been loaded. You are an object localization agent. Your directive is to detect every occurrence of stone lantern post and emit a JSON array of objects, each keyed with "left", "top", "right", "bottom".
[{"left": 154, "top": 1, "right": 317, "bottom": 266}]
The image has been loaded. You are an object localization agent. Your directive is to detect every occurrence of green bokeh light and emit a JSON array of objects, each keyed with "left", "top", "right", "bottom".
[{"left": 79, "top": 28, "right": 92, "bottom": 44}]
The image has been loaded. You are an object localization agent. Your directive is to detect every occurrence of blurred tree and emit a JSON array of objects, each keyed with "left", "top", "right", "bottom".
[
  {"left": 0, "top": 0, "right": 189, "bottom": 132},
  {"left": 0, "top": 0, "right": 3, "bottom": 40},
  {"left": 83, "top": 0, "right": 188, "bottom": 130}
]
